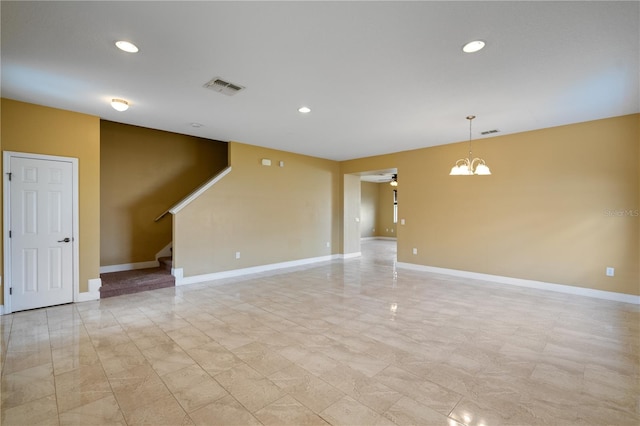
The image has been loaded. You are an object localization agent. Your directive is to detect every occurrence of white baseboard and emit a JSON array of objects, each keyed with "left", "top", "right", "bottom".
[
  {"left": 172, "top": 267, "right": 184, "bottom": 282},
  {"left": 396, "top": 262, "right": 640, "bottom": 305},
  {"left": 341, "top": 252, "right": 362, "bottom": 259},
  {"left": 175, "top": 254, "right": 343, "bottom": 286},
  {"left": 100, "top": 260, "right": 159, "bottom": 274},
  {"left": 77, "top": 278, "right": 101, "bottom": 302}
]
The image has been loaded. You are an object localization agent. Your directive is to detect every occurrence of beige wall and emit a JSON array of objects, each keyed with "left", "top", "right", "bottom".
[
  {"left": 1, "top": 99, "right": 636, "bottom": 305},
  {"left": 343, "top": 174, "right": 361, "bottom": 253},
  {"left": 100, "top": 121, "right": 227, "bottom": 266},
  {"left": 1, "top": 99, "right": 101, "bottom": 301},
  {"left": 174, "top": 142, "right": 341, "bottom": 277},
  {"left": 344, "top": 114, "right": 640, "bottom": 296},
  {"left": 377, "top": 183, "right": 397, "bottom": 238},
  {"left": 360, "top": 181, "right": 378, "bottom": 237},
  {"left": 360, "top": 181, "right": 398, "bottom": 238}
]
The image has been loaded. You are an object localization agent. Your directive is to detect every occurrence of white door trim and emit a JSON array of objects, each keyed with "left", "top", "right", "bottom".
[{"left": 3, "top": 151, "right": 80, "bottom": 314}]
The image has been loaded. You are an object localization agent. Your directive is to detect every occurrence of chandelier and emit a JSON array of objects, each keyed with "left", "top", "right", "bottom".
[{"left": 449, "top": 115, "right": 491, "bottom": 176}]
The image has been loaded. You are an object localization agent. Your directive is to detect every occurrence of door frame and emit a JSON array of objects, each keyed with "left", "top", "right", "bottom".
[{"left": 3, "top": 151, "right": 80, "bottom": 314}]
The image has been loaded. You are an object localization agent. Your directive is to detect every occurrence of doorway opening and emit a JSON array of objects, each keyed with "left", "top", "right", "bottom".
[{"left": 358, "top": 168, "right": 398, "bottom": 263}]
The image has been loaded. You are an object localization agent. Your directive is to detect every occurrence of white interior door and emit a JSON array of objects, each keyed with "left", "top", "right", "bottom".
[{"left": 9, "top": 156, "right": 74, "bottom": 311}]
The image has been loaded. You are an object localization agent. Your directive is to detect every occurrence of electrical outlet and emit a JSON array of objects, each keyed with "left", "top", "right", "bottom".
[
  {"left": 326, "top": 242, "right": 330, "bottom": 248},
  {"left": 606, "top": 267, "right": 614, "bottom": 277},
  {"left": 412, "top": 248, "right": 418, "bottom": 255},
  {"left": 235, "top": 251, "right": 241, "bottom": 259}
]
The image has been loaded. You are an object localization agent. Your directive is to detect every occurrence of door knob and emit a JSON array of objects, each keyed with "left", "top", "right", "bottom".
[{"left": 58, "top": 237, "right": 71, "bottom": 243}]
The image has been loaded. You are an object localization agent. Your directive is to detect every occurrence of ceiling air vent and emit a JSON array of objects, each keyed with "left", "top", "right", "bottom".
[
  {"left": 203, "top": 77, "right": 245, "bottom": 96},
  {"left": 480, "top": 129, "right": 500, "bottom": 135}
]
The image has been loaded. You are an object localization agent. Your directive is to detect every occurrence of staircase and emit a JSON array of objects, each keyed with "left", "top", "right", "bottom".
[{"left": 100, "top": 256, "right": 174, "bottom": 298}]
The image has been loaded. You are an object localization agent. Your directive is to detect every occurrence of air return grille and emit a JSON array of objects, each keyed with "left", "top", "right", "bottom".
[
  {"left": 203, "top": 77, "right": 245, "bottom": 96},
  {"left": 480, "top": 129, "right": 500, "bottom": 135}
]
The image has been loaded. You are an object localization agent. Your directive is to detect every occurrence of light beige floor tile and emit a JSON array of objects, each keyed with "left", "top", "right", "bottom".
[
  {"left": 98, "top": 341, "right": 149, "bottom": 377},
  {"left": 450, "top": 396, "right": 541, "bottom": 426},
  {"left": 232, "top": 341, "right": 293, "bottom": 376},
  {"left": 6, "top": 332, "right": 51, "bottom": 353},
  {"left": 3, "top": 348, "right": 53, "bottom": 374},
  {"left": 123, "top": 393, "right": 193, "bottom": 426},
  {"left": 140, "top": 342, "right": 196, "bottom": 376},
  {"left": 320, "top": 364, "right": 403, "bottom": 413},
  {"left": 293, "top": 350, "right": 340, "bottom": 376},
  {"left": 576, "top": 394, "right": 640, "bottom": 425},
  {"left": 1, "top": 362, "right": 56, "bottom": 409},
  {"left": 374, "top": 365, "right": 462, "bottom": 416},
  {"left": 1, "top": 240, "right": 637, "bottom": 425},
  {"left": 126, "top": 325, "right": 173, "bottom": 350},
  {"left": 55, "top": 363, "right": 113, "bottom": 413},
  {"left": 51, "top": 342, "right": 100, "bottom": 376},
  {"left": 166, "top": 325, "right": 213, "bottom": 350},
  {"left": 109, "top": 364, "right": 173, "bottom": 415},
  {"left": 322, "top": 343, "right": 390, "bottom": 377},
  {"left": 161, "top": 364, "right": 228, "bottom": 413},
  {"left": 189, "top": 394, "right": 262, "bottom": 426},
  {"left": 49, "top": 329, "right": 91, "bottom": 351},
  {"left": 201, "top": 324, "right": 255, "bottom": 350},
  {"left": 383, "top": 396, "right": 453, "bottom": 425},
  {"left": 0, "top": 394, "right": 59, "bottom": 426},
  {"left": 269, "top": 364, "right": 344, "bottom": 413},
  {"left": 320, "top": 395, "right": 396, "bottom": 426},
  {"left": 214, "top": 363, "right": 286, "bottom": 412},
  {"left": 255, "top": 395, "right": 330, "bottom": 426},
  {"left": 87, "top": 324, "right": 131, "bottom": 348},
  {"left": 58, "top": 394, "right": 126, "bottom": 426},
  {"left": 185, "top": 341, "right": 245, "bottom": 375}
]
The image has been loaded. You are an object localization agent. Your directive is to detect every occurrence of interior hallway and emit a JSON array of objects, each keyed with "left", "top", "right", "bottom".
[{"left": 1, "top": 239, "right": 638, "bottom": 425}]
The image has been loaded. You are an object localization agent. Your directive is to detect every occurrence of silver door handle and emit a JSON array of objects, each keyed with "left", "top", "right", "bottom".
[{"left": 58, "top": 237, "right": 71, "bottom": 243}]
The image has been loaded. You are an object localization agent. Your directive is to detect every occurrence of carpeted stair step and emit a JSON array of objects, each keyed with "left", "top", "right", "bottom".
[
  {"left": 158, "top": 256, "right": 173, "bottom": 272},
  {"left": 100, "top": 267, "right": 175, "bottom": 298}
]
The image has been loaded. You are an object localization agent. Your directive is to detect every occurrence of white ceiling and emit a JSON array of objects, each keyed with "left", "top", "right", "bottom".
[{"left": 2, "top": 1, "right": 638, "bottom": 161}]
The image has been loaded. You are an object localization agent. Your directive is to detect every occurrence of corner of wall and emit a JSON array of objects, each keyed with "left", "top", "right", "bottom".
[
  {"left": 172, "top": 267, "right": 184, "bottom": 285},
  {"left": 77, "top": 278, "right": 101, "bottom": 302}
]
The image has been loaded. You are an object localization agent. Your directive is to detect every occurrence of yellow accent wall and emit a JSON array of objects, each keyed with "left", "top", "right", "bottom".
[
  {"left": 360, "top": 181, "right": 398, "bottom": 238},
  {"left": 1, "top": 99, "right": 101, "bottom": 301},
  {"left": 377, "top": 183, "right": 397, "bottom": 238},
  {"left": 173, "top": 142, "right": 340, "bottom": 277},
  {"left": 1, "top": 99, "right": 636, "bottom": 305},
  {"left": 360, "top": 181, "right": 378, "bottom": 237},
  {"left": 100, "top": 121, "right": 227, "bottom": 266},
  {"left": 343, "top": 174, "right": 361, "bottom": 254},
  {"left": 343, "top": 114, "right": 639, "bottom": 296}
]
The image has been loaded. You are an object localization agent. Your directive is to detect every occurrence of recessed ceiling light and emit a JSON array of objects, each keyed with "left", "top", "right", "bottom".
[
  {"left": 111, "top": 98, "right": 129, "bottom": 111},
  {"left": 115, "top": 40, "right": 139, "bottom": 53},
  {"left": 298, "top": 106, "right": 311, "bottom": 113},
  {"left": 462, "top": 40, "right": 485, "bottom": 53}
]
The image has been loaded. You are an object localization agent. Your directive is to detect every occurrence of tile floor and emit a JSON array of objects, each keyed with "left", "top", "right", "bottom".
[{"left": 1, "top": 240, "right": 638, "bottom": 425}]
